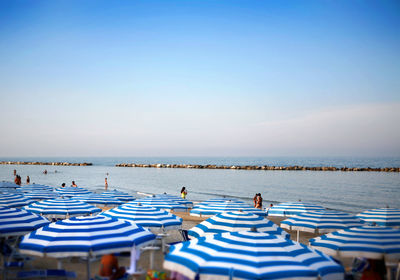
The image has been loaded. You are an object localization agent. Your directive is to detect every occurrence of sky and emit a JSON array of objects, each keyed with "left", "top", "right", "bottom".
[{"left": 0, "top": 0, "right": 399, "bottom": 157}]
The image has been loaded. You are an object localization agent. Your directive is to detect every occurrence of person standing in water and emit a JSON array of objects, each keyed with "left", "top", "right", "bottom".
[
  {"left": 71, "top": 181, "right": 77, "bottom": 187},
  {"left": 26, "top": 176, "right": 30, "bottom": 184},
  {"left": 180, "top": 187, "right": 187, "bottom": 199},
  {"left": 105, "top": 178, "right": 108, "bottom": 191}
]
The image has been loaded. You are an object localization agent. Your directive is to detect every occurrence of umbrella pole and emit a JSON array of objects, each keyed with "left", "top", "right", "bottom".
[{"left": 296, "top": 230, "right": 300, "bottom": 242}]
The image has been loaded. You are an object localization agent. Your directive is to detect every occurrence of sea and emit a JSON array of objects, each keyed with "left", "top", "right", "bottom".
[{"left": 1, "top": 156, "right": 399, "bottom": 214}]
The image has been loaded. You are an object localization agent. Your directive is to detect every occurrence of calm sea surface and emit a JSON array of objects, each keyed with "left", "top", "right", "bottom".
[{"left": 0, "top": 157, "right": 399, "bottom": 213}]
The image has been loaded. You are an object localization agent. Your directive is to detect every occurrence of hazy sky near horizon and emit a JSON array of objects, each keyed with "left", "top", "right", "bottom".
[{"left": 0, "top": 0, "right": 399, "bottom": 157}]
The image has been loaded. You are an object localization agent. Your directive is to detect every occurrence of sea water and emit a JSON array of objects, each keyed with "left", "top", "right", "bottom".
[{"left": 0, "top": 156, "right": 399, "bottom": 213}]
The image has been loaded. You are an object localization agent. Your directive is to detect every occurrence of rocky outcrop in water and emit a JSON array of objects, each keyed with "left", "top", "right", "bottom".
[{"left": 114, "top": 163, "right": 400, "bottom": 172}]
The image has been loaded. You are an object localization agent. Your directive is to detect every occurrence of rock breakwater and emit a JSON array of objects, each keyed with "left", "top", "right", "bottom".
[
  {"left": 115, "top": 163, "right": 400, "bottom": 172},
  {"left": 0, "top": 161, "right": 92, "bottom": 166}
]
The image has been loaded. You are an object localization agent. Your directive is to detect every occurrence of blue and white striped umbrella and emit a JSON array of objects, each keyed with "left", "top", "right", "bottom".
[
  {"left": 0, "top": 181, "right": 20, "bottom": 189},
  {"left": 25, "top": 190, "right": 60, "bottom": 200},
  {"left": 357, "top": 208, "right": 400, "bottom": 227},
  {"left": 19, "top": 215, "right": 156, "bottom": 258},
  {"left": 101, "top": 190, "right": 136, "bottom": 202},
  {"left": 281, "top": 211, "right": 364, "bottom": 234},
  {"left": 0, "top": 193, "right": 33, "bottom": 208},
  {"left": 190, "top": 201, "right": 267, "bottom": 217},
  {"left": 188, "top": 211, "right": 289, "bottom": 239},
  {"left": 19, "top": 184, "right": 54, "bottom": 192},
  {"left": 23, "top": 198, "right": 101, "bottom": 219},
  {"left": 310, "top": 226, "right": 400, "bottom": 260},
  {"left": 72, "top": 194, "right": 123, "bottom": 206},
  {"left": 156, "top": 194, "right": 194, "bottom": 207},
  {"left": 267, "top": 202, "right": 325, "bottom": 217},
  {"left": 55, "top": 187, "right": 92, "bottom": 197},
  {"left": 0, "top": 188, "right": 22, "bottom": 194},
  {"left": 100, "top": 204, "right": 182, "bottom": 231},
  {"left": 164, "top": 231, "right": 344, "bottom": 280},
  {"left": 126, "top": 198, "right": 187, "bottom": 212},
  {"left": 0, "top": 206, "right": 50, "bottom": 237},
  {"left": 196, "top": 199, "right": 246, "bottom": 207}
]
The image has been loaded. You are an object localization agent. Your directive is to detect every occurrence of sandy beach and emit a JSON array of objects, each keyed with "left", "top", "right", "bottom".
[{"left": 8, "top": 212, "right": 323, "bottom": 280}]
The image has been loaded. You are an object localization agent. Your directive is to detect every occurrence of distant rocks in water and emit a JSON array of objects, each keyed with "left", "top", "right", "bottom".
[
  {"left": 0, "top": 161, "right": 92, "bottom": 166},
  {"left": 115, "top": 163, "right": 400, "bottom": 172}
]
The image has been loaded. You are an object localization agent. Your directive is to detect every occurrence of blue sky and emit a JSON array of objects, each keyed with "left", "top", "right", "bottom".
[{"left": 0, "top": 0, "right": 399, "bottom": 157}]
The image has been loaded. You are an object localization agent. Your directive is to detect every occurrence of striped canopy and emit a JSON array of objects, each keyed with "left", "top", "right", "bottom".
[
  {"left": 101, "top": 190, "right": 136, "bottom": 202},
  {"left": 281, "top": 211, "right": 364, "bottom": 234},
  {"left": 190, "top": 201, "right": 267, "bottom": 217},
  {"left": 0, "top": 193, "right": 33, "bottom": 208},
  {"left": 55, "top": 187, "right": 92, "bottom": 197},
  {"left": 164, "top": 231, "right": 344, "bottom": 280},
  {"left": 19, "top": 184, "right": 54, "bottom": 192},
  {"left": 0, "top": 206, "right": 50, "bottom": 237},
  {"left": 357, "top": 208, "right": 400, "bottom": 227},
  {"left": 126, "top": 197, "right": 187, "bottom": 212},
  {"left": 100, "top": 204, "right": 182, "bottom": 231},
  {"left": 267, "top": 202, "right": 325, "bottom": 217},
  {"left": 23, "top": 198, "right": 101, "bottom": 218},
  {"left": 25, "top": 190, "right": 60, "bottom": 200},
  {"left": 72, "top": 194, "right": 123, "bottom": 206},
  {"left": 19, "top": 215, "right": 156, "bottom": 258},
  {"left": 0, "top": 188, "right": 22, "bottom": 194},
  {"left": 188, "top": 211, "right": 289, "bottom": 239},
  {"left": 0, "top": 181, "right": 20, "bottom": 189},
  {"left": 196, "top": 199, "right": 246, "bottom": 207},
  {"left": 310, "top": 226, "right": 400, "bottom": 260},
  {"left": 155, "top": 194, "right": 194, "bottom": 207}
]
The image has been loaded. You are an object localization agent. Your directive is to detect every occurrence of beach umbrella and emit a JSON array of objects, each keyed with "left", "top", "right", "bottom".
[
  {"left": 100, "top": 204, "right": 182, "bottom": 231},
  {"left": 0, "top": 193, "right": 33, "bottom": 208},
  {"left": 23, "top": 198, "right": 101, "bottom": 219},
  {"left": 190, "top": 201, "right": 267, "bottom": 217},
  {"left": 24, "top": 190, "right": 60, "bottom": 200},
  {"left": 357, "top": 207, "right": 400, "bottom": 227},
  {"left": 281, "top": 210, "right": 364, "bottom": 241},
  {"left": 72, "top": 194, "right": 123, "bottom": 206},
  {"left": 0, "top": 181, "right": 20, "bottom": 189},
  {"left": 267, "top": 202, "right": 325, "bottom": 217},
  {"left": 19, "top": 215, "right": 156, "bottom": 280},
  {"left": 101, "top": 190, "right": 136, "bottom": 202},
  {"left": 126, "top": 197, "right": 187, "bottom": 212},
  {"left": 0, "top": 188, "right": 22, "bottom": 194},
  {"left": 0, "top": 206, "right": 50, "bottom": 237},
  {"left": 164, "top": 231, "right": 344, "bottom": 280},
  {"left": 55, "top": 187, "right": 92, "bottom": 197},
  {"left": 156, "top": 194, "right": 194, "bottom": 207},
  {"left": 19, "top": 184, "right": 54, "bottom": 192},
  {"left": 310, "top": 226, "right": 400, "bottom": 260},
  {"left": 196, "top": 199, "right": 246, "bottom": 207},
  {"left": 188, "top": 211, "right": 289, "bottom": 239}
]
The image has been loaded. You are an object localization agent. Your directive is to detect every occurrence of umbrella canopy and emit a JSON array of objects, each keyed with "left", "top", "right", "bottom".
[
  {"left": 126, "top": 197, "right": 187, "bottom": 212},
  {"left": 155, "top": 194, "right": 194, "bottom": 207},
  {"left": 357, "top": 208, "right": 400, "bottom": 227},
  {"left": 55, "top": 187, "right": 92, "bottom": 197},
  {"left": 196, "top": 199, "right": 246, "bottom": 207},
  {"left": 100, "top": 204, "right": 182, "bottom": 231},
  {"left": 72, "top": 194, "right": 123, "bottom": 206},
  {"left": 164, "top": 231, "right": 344, "bottom": 280},
  {"left": 267, "top": 202, "right": 325, "bottom": 217},
  {"left": 0, "top": 206, "right": 50, "bottom": 237},
  {"left": 281, "top": 211, "right": 364, "bottom": 234},
  {"left": 19, "top": 215, "right": 156, "bottom": 258},
  {"left": 19, "top": 184, "right": 54, "bottom": 192},
  {"left": 23, "top": 198, "right": 101, "bottom": 219},
  {"left": 188, "top": 211, "right": 289, "bottom": 239},
  {"left": 0, "top": 181, "right": 20, "bottom": 189},
  {"left": 310, "top": 226, "right": 400, "bottom": 260},
  {"left": 101, "top": 190, "right": 136, "bottom": 202},
  {"left": 190, "top": 201, "right": 267, "bottom": 217},
  {"left": 25, "top": 190, "right": 60, "bottom": 200},
  {"left": 0, "top": 193, "right": 33, "bottom": 208}
]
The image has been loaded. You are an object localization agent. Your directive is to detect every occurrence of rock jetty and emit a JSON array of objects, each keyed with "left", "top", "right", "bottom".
[
  {"left": 115, "top": 163, "right": 400, "bottom": 172},
  {"left": 0, "top": 161, "right": 92, "bottom": 166}
]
